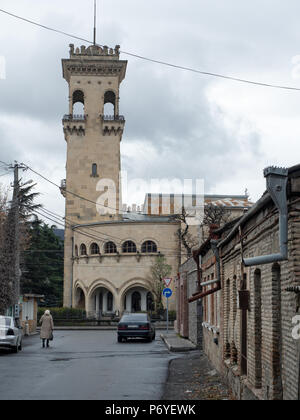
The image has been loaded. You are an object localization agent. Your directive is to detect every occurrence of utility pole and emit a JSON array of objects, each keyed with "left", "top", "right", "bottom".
[{"left": 12, "top": 163, "right": 20, "bottom": 315}]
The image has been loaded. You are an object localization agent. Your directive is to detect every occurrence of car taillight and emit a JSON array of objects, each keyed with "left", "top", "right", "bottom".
[
  {"left": 139, "top": 324, "right": 150, "bottom": 330},
  {"left": 118, "top": 325, "right": 127, "bottom": 330},
  {"left": 7, "top": 329, "right": 14, "bottom": 336}
]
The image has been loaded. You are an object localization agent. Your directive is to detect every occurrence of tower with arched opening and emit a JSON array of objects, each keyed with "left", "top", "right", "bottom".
[{"left": 62, "top": 43, "right": 127, "bottom": 306}]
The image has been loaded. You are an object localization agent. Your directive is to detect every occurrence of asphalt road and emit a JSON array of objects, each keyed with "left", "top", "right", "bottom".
[{"left": 0, "top": 330, "right": 179, "bottom": 400}]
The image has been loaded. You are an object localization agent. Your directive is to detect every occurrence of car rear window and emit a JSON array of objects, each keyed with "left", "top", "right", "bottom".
[
  {"left": 0, "top": 317, "right": 11, "bottom": 328},
  {"left": 121, "top": 314, "right": 148, "bottom": 322}
]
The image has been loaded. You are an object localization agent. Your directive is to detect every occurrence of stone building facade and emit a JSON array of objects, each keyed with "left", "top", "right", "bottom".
[
  {"left": 60, "top": 42, "right": 252, "bottom": 318},
  {"left": 183, "top": 165, "right": 300, "bottom": 400},
  {"left": 61, "top": 43, "right": 182, "bottom": 316}
]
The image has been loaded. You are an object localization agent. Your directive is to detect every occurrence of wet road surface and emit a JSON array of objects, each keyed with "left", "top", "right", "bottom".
[{"left": 0, "top": 330, "right": 179, "bottom": 400}]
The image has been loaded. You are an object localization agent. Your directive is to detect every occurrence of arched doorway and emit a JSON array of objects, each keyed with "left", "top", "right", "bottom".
[
  {"left": 75, "top": 287, "right": 85, "bottom": 310},
  {"left": 89, "top": 286, "right": 115, "bottom": 319},
  {"left": 147, "top": 292, "right": 154, "bottom": 312},
  {"left": 123, "top": 286, "right": 152, "bottom": 313},
  {"left": 131, "top": 291, "right": 141, "bottom": 312}
]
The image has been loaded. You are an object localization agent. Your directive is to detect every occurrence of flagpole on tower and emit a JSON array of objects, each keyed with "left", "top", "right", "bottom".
[{"left": 93, "top": 0, "right": 97, "bottom": 45}]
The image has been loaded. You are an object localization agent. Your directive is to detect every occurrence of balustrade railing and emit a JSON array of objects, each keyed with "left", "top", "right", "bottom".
[
  {"left": 102, "top": 115, "right": 125, "bottom": 122},
  {"left": 63, "top": 114, "right": 86, "bottom": 122}
]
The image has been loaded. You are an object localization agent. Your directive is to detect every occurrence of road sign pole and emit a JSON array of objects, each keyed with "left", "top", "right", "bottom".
[
  {"left": 167, "top": 297, "right": 169, "bottom": 335},
  {"left": 162, "top": 288, "right": 173, "bottom": 335}
]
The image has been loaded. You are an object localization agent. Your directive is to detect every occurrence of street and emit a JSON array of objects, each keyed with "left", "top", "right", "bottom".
[{"left": 0, "top": 330, "right": 179, "bottom": 400}]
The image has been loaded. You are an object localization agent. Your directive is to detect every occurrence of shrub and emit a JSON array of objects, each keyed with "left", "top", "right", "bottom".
[{"left": 38, "top": 307, "right": 86, "bottom": 320}]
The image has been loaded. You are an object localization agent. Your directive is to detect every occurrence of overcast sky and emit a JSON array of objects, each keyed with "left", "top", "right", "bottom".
[{"left": 0, "top": 0, "right": 300, "bottom": 222}]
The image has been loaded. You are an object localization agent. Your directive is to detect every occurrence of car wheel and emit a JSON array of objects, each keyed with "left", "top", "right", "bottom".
[
  {"left": 146, "top": 337, "right": 152, "bottom": 343},
  {"left": 152, "top": 334, "right": 156, "bottom": 341},
  {"left": 118, "top": 336, "right": 122, "bottom": 343}
]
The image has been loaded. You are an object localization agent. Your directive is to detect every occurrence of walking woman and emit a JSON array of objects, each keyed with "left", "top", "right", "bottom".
[{"left": 39, "top": 310, "right": 54, "bottom": 348}]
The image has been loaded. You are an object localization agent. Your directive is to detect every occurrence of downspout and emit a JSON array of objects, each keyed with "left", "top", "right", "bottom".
[
  {"left": 70, "top": 235, "right": 74, "bottom": 308},
  {"left": 189, "top": 239, "right": 221, "bottom": 303},
  {"left": 243, "top": 166, "right": 289, "bottom": 267}
]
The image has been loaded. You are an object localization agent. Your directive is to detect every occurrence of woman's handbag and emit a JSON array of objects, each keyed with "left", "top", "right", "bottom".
[{"left": 49, "top": 331, "right": 54, "bottom": 341}]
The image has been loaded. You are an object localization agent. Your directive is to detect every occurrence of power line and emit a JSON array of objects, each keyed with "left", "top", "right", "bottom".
[
  {"left": 26, "top": 205, "right": 184, "bottom": 257},
  {"left": 34, "top": 204, "right": 183, "bottom": 254},
  {"left": 22, "top": 164, "right": 185, "bottom": 250},
  {"left": 1, "top": 7, "right": 300, "bottom": 92}
]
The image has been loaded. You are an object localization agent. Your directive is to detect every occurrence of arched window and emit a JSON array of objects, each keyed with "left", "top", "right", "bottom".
[
  {"left": 107, "top": 292, "right": 113, "bottom": 312},
  {"left": 90, "top": 243, "right": 100, "bottom": 255},
  {"left": 104, "top": 90, "right": 116, "bottom": 116},
  {"left": 80, "top": 244, "right": 87, "bottom": 256},
  {"left": 104, "top": 241, "right": 117, "bottom": 254},
  {"left": 122, "top": 241, "right": 137, "bottom": 253},
  {"left": 75, "top": 245, "right": 78, "bottom": 257},
  {"left": 142, "top": 241, "right": 157, "bottom": 253},
  {"left": 72, "top": 90, "right": 85, "bottom": 115},
  {"left": 91, "top": 163, "right": 98, "bottom": 177}
]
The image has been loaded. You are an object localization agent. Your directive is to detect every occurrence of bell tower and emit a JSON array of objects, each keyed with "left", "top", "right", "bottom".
[
  {"left": 62, "top": 43, "right": 127, "bottom": 306},
  {"left": 61, "top": 43, "right": 127, "bottom": 221}
]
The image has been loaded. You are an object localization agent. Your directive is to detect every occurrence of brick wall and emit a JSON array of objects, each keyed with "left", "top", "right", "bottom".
[{"left": 198, "top": 169, "right": 300, "bottom": 400}]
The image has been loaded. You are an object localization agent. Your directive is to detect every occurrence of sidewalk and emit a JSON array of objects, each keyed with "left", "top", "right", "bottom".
[
  {"left": 163, "top": 351, "right": 234, "bottom": 400},
  {"left": 160, "top": 332, "right": 197, "bottom": 352},
  {"left": 161, "top": 333, "right": 234, "bottom": 400}
]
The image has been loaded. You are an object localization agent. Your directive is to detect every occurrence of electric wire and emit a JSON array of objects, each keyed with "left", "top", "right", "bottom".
[{"left": 0, "top": 7, "right": 300, "bottom": 91}]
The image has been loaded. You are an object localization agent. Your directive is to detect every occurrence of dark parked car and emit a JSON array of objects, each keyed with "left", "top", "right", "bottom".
[{"left": 117, "top": 313, "right": 155, "bottom": 343}]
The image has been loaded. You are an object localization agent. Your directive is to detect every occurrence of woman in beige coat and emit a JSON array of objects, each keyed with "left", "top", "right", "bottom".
[{"left": 39, "top": 310, "right": 54, "bottom": 348}]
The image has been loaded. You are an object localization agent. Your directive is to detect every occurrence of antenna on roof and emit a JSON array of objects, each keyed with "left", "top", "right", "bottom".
[{"left": 93, "top": 0, "right": 97, "bottom": 45}]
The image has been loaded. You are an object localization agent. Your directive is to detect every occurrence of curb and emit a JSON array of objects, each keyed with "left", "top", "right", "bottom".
[{"left": 160, "top": 334, "right": 197, "bottom": 353}]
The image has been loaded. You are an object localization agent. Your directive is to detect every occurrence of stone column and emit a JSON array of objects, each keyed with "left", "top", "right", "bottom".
[
  {"left": 95, "top": 291, "right": 100, "bottom": 319},
  {"left": 141, "top": 291, "right": 147, "bottom": 312},
  {"left": 103, "top": 291, "right": 108, "bottom": 314}
]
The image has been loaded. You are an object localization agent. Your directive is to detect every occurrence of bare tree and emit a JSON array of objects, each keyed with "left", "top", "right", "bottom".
[
  {"left": 203, "top": 203, "right": 229, "bottom": 227},
  {"left": 147, "top": 255, "right": 172, "bottom": 313},
  {"left": 172, "top": 207, "right": 198, "bottom": 258}
]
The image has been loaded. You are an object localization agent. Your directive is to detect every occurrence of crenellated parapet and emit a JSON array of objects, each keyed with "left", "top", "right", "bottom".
[
  {"left": 69, "top": 44, "right": 120, "bottom": 58},
  {"left": 62, "top": 44, "right": 127, "bottom": 83}
]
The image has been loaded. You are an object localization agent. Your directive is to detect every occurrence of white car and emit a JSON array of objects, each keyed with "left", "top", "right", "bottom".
[{"left": 0, "top": 316, "right": 23, "bottom": 353}]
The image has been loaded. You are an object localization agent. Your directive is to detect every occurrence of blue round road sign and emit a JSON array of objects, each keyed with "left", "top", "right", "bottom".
[{"left": 163, "top": 288, "right": 173, "bottom": 298}]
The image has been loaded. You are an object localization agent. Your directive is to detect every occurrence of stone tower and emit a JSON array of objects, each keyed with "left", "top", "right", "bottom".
[{"left": 61, "top": 43, "right": 127, "bottom": 306}]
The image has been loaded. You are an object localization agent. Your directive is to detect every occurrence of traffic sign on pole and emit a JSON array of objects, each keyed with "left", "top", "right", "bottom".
[
  {"left": 163, "top": 288, "right": 173, "bottom": 298},
  {"left": 162, "top": 288, "right": 173, "bottom": 335},
  {"left": 163, "top": 277, "right": 172, "bottom": 288}
]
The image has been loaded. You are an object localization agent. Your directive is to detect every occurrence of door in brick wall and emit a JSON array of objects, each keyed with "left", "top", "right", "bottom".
[
  {"left": 240, "top": 274, "right": 248, "bottom": 376},
  {"left": 241, "top": 309, "right": 247, "bottom": 375}
]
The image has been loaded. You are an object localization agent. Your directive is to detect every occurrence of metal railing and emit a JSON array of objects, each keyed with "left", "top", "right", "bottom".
[
  {"left": 63, "top": 114, "right": 87, "bottom": 122},
  {"left": 102, "top": 115, "right": 125, "bottom": 122}
]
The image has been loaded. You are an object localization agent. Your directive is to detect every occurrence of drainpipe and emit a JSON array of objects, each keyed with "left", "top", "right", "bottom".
[
  {"left": 188, "top": 239, "right": 221, "bottom": 303},
  {"left": 243, "top": 166, "right": 289, "bottom": 267}
]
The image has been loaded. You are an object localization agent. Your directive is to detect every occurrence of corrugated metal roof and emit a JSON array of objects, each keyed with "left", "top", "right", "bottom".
[{"left": 205, "top": 197, "right": 253, "bottom": 208}]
